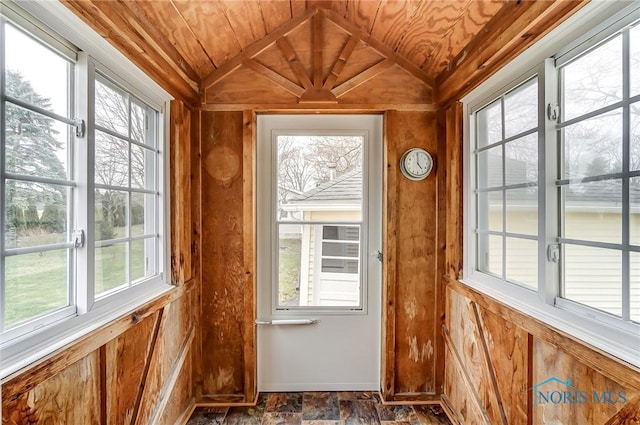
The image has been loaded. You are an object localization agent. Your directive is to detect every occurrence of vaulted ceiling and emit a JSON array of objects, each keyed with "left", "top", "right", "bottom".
[{"left": 60, "top": 0, "right": 585, "bottom": 107}]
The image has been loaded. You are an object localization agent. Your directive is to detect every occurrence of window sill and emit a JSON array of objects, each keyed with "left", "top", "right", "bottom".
[
  {"left": 458, "top": 274, "right": 640, "bottom": 369},
  {"left": 0, "top": 281, "right": 173, "bottom": 381}
]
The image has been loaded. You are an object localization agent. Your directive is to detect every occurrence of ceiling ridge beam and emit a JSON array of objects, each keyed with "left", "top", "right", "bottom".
[
  {"left": 312, "top": 12, "right": 323, "bottom": 88},
  {"left": 276, "top": 37, "right": 313, "bottom": 90},
  {"left": 331, "top": 58, "right": 394, "bottom": 98},
  {"left": 242, "top": 58, "right": 305, "bottom": 98},
  {"left": 323, "top": 35, "right": 359, "bottom": 91},
  {"left": 320, "top": 8, "right": 434, "bottom": 89},
  {"left": 200, "top": 7, "right": 318, "bottom": 92}
]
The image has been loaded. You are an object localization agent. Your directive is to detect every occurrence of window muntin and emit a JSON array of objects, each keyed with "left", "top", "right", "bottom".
[
  {"left": 466, "top": 6, "right": 640, "bottom": 366},
  {"left": 0, "top": 12, "right": 166, "bottom": 345},
  {"left": 94, "top": 75, "right": 159, "bottom": 298},
  {"left": 558, "top": 23, "right": 639, "bottom": 322},
  {"left": 2, "top": 20, "right": 76, "bottom": 333},
  {"left": 275, "top": 134, "right": 365, "bottom": 309},
  {"left": 474, "top": 77, "right": 539, "bottom": 290}
]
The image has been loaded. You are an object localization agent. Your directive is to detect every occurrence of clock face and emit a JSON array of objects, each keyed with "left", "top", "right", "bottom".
[{"left": 400, "top": 148, "right": 433, "bottom": 180}]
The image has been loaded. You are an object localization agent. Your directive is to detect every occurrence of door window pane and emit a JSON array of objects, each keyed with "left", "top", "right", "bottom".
[{"left": 277, "top": 224, "right": 302, "bottom": 307}]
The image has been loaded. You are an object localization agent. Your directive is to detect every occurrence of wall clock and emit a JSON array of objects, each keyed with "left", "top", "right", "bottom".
[{"left": 399, "top": 147, "right": 433, "bottom": 181}]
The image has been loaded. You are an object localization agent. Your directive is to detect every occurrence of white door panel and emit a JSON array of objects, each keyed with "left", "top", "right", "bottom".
[{"left": 257, "top": 114, "right": 382, "bottom": 391}]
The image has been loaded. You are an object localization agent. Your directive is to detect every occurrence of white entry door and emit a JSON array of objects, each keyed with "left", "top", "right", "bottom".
[{"left": 256, "top": 114, "right": 382, "bottom": 391}]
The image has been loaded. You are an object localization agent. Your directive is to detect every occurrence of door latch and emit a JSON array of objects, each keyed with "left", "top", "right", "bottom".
[{"left": 376, "top": 250, "right": 383, "bottom": 262}]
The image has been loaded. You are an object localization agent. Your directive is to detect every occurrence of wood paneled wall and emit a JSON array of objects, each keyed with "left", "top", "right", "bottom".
[
  {"left": 2, "top": 100, "right": 200, "bottom": 425},
  {"left": 381, "top": 111, "right": 445, "bottom": 402},
  {"left": 197, "top": 111, "right": 256, "bottom": 404},
  {"left": 196, "top": 110, "right": 446, "bottom": 403},
  {"left": 444, "top": 279, "right": 640, "bottom": 425},
  {"left": 441, "top": 98, "right": 640, "bottom": 425}
]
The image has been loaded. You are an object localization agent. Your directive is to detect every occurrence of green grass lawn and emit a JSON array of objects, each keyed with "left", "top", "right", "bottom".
[
  {"left": 4, "top": 225, "right": 147, "bottom": 328},
  {"left": 278, "top": 237, "right": 301, "bottom": 306}
]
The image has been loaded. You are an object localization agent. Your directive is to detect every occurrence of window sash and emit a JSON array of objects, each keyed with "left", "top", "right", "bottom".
[
  {"left": 0, "top": 13, "right": 165, "bottom": 344},
  {"left": 464, "top": 3, "right": 640, "bottom": 367}
]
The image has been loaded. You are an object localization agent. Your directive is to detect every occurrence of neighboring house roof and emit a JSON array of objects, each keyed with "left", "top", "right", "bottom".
[
  {"left": 282, "top": 168, "right": 362, "bottom": 211},
  {"left": 483, "top": 154, "right": 640, "bottom": 206}
]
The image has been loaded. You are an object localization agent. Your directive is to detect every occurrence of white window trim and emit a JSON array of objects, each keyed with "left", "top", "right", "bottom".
[
  {"left": 0, "top": 0, "right": 173, "bottom": 379},
  {"left": 462, "top": 0, "right": 640, "bottom": 368}
]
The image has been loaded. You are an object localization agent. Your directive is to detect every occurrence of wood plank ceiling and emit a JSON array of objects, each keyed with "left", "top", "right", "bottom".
[{"left": 61, "top": 0, "right": 507, "bottom": 105}]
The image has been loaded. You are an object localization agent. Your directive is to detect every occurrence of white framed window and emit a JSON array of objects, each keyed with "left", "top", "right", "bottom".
[
  {"left": 0, "top": 1, "right": 171, "bottom": 376},
  {"left": 257, "top": 114, "right": 381, "bottom": 313},
  {"left": 464, "top": 1, "right": 640, "bottom": 367}
]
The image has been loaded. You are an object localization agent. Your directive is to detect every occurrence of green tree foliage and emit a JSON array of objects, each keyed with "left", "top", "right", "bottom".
[{"left": 4, "top": 70, "right": 66, "bottom": 233}]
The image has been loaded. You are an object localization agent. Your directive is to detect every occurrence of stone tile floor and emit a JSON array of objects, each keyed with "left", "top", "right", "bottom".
[{"left": 187, "top": 391, "right": 452, "bottom": 424}]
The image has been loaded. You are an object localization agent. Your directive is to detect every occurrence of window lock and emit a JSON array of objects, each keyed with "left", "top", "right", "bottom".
[
  {"left": 547, "top": 244, "right": 560, "bottom": 263},
  {"left": 74, "top": 118, "right": 86, "bottom": 138},
  {"left": 72, "top": 229, "right": 85, "bottom": 248}
]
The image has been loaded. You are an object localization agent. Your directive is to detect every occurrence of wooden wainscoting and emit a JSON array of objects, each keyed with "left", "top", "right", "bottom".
[
  {"left": 2, "top": 283, "right": 196, "bottom": 425},
  {"left": 443, "top": 278, "right": 640, "bottom": 425}
]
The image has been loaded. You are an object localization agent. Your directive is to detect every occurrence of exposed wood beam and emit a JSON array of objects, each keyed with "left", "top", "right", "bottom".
[
  {"left": 471, "top": 303, "right": 508, "bottom": 425},
  {"left": 321, "top": 9, "right": 434, "bottom": 89},
  {"left": 312, "top": 12, "right": 323, "bottom": 88},
  {"left": 199, "top": 103, "right": 438, "bottom": 112},
  {"left": 442, "top": 324, "right": 493, "bottom": 425},
  {"left": 323, "top": 35, "right": 359, "bottom": 90},
  {"left": 436, "top": 0, "right": 587, "bottom": 106},
  {"left": 276, "top": 37, "right": 313, "bottom": 90},
  {"left": 242, "top": 110, "right": 257, "bottom": 403},
  {"left": 61, "top": 0, "right": 199, "bottom": 104},
  {"left": 145, "top": 325, "right": 195, "bottom": 425},
  {"left": 201, "top": 8, "right": 318, "bottom": 91},
  {"left": 331, "top": 59, "right": 394, "bottom": 98},
  {"left": 605, "top": 395, "right": 640, "bottom": 425},
  {"left": 117, "top": 0, "right": 201, "bottom": 83},
  {"left": 129, "top": 309, "right": 165, "bottom": 425},
  {"left": 242, "top": 58, "right": 305, "bottom": 98}
]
